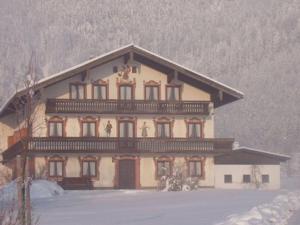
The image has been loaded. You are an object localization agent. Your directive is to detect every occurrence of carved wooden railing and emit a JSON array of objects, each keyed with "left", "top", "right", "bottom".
[
  {"left": 46, "top": 99, "right": 210, "bottom": 115},
  {"left": 2, "top": 137, "right": 233, "bottom": 161}
]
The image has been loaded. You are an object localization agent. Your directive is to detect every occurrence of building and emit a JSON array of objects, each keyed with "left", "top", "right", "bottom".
[{"left": 0, "top": 44, "right": 289, "bottom": 189}]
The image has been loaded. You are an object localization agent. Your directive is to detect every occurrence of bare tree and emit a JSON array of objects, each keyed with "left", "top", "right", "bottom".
[
  {"left": 11, "top": 52, "right": 42, "bottom": 225},
  {"left": 251, "top": 165, "right": 262, "bottom": 189}
]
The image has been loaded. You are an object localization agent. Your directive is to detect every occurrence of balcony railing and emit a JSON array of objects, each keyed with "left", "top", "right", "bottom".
[
  {"left": 46, "top": 99, "right": 210, "bottom": 115},
  {"left": 2, "top": 137, "right": 233, "bottom": 161}
]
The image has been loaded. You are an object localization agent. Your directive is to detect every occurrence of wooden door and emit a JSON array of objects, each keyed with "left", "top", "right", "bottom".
[{"left": 118, "top": 159, "right": 136, "bottom": 189}]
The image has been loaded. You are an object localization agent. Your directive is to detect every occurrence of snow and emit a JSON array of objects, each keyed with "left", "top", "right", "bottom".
[
  {"left": 33, "top": 189, "right": 280, "bottom": 225},
  {"left": 0, "top": 179, "right": 64, "bottom": 202},
  {"left": 1, "top": 177, "right": 299, "bottom": 225},
  {"left": 215, "top": 191, "right": 300, "bottom": 225}
]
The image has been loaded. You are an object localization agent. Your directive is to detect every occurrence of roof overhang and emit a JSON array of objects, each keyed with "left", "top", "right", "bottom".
[
  {"left": 215, "top": 146, "right": 290, "bottom": 165},
  {"left": 0, "top": 44, "right": 244, "bottom": 117}
]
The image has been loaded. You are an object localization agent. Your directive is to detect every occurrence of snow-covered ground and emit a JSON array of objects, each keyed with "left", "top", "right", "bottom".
[
  {"left": 1, "top": 177, "right": 299, "bottom": 225},
  {"left": 32, "top": 189, "right": 281, "bottom": 225},
  {"left": 0, "top": 179, "right": 64, "bottom": 202}
]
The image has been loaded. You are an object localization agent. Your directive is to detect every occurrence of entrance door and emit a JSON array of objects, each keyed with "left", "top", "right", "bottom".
[{"left": 118, "top": 159, "right": 136, "bottom": 189}]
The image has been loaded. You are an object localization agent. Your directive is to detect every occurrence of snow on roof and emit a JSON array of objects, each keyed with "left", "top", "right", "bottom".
[
  {"left": 0, "top": 44, "right": 244, "bottom": 116},
  {"left": 235, "top": 146, "right": 291, "bottom": 159}
]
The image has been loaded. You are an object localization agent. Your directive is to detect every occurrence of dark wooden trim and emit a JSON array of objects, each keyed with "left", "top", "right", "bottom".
[
  {"left": 185, "top": 156, "right": 206, "bottom": 179},
  {"left": 153, "top": 156, "right": 175, "bottom": 179},
  {"left": 165, "top": 84, "right": 182, "bottom": 101},
  {"left": 69, "top": 82, "right": 87, "bottom": 99},
  {"left": 46, "top": 99, "right": 210, "bottom": 115},
  {"left": 47, "top": 116, "right": 67, "bottom": 137},
  {"left": 78, "top": 116, "right": 100, "bottom": 137},
  {"left": 143, "top": 80, "right": 161, "bottom": 100},
  {"left": 184, "top": 117, "right": 205, "bottom": 138},
  {"left": 2, "top": 137, "right": 234, "bottom": 161}
]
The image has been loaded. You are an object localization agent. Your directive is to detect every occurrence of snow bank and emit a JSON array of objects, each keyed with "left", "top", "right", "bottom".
[
  {"left": 215, "top": 191, "right": 300, "bottom": 225},
  {"left": 0, "top": 179, "right": 64, "bottom": 202}
]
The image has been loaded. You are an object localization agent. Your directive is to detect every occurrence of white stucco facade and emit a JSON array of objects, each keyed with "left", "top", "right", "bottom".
[{"left": 214, "top": 164, "right": 281, "bottom": 190}]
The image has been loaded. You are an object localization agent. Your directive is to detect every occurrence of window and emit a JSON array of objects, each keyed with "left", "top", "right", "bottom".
[
  {"left": 188, "top": 123, "right": 202, "bottom": 138},
  {"left": 262, "top": 174, "right": 270, "bottom": 183},
  {"left": 48, "top": 121, "right": 63, "bottom": 137},
  {"left": 113, "top": 66, "right": 118, "bottom": 73},
  {"left": 82, "top": 122, "right": 96, "bottom": 137},
  {"left": 132, "top": 66, "right": 137, "bottom": 73},
  {"left": 119, "top": 121, "right": 134, "bottom": 138},
  {"left": 49, "top": 160, "right": 63, "bottom": 177},
  {"left": 243, "top": 174, "right": 251, "bottom": 183},
  {"left": 119, "top": 85, "right": 133, "bottom": 100},
  {"left": 48, "top": 117, "right": 65, "bottom": 137},
  {"left": 70, "top": 84, "right": 85, "bottom": 99},
  {"left": 145, "top": 86, "right": 159, "bottom": 100},
  {"left": 93, "top": 85, "right": 107, "bottom": 99},
  {"left": 157, "top": 161, "right": 171, "bottom": 177},
  {"left": 224, "top": 174, "right": 232, "bottom": 183},
  {"left": 157, "top": 123, "right": 171, "bottom": 138},
  {"left": 188, "top": 161, "right": 202, "bottom": 177},
  {"left": 82, "top": 161, "right": 97, "bottom": 177},
  {"left": 166, "top": 86, "right": 180, "bottom": 101}
]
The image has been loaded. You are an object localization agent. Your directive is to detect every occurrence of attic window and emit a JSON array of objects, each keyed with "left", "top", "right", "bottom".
[
  {"left": 132, "top": 66, "right": 137, "bottom": 73},
  {"left": 113, "top": 66, "right": 118, "bottom": 73}
]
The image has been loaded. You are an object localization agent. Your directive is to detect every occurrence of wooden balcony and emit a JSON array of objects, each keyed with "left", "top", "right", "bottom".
[
  {"left": 46, "top": 99, "right": 210, "bottom": 115},
  {"left": 2, "top": 137, "right": 233, "bottom": 161}
]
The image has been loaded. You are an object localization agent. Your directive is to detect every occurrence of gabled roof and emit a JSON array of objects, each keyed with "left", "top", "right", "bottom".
[
  {"left": 215, "top": 146, "right": 290, "bottom": 165},
  {"left": 0, "top": 44, "right": 244, "bottom": 117}
]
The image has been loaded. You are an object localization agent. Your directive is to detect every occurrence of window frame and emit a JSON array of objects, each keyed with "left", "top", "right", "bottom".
[
  {"left": 69, "top": 83, "right": 86, "bottom": 99},
  {"left": 165, "top": 84, "right": 182, "bottom": 101},
  {"left": 156, "top": 122, "right": 172, "bottom": 138},
  {"left": 79, "top": 117, "right": 99, "bottom": 137},
  {"left": 118, "top": 84, "right": 134, "bottom": 100},
  {"left": 224, "top": 174, "right": 232, "bottom": 183},
  {"left": 47, "top": 156, "right": 65, "bottom": 179},
  {"left": 261, "top": 174, "right": 270, "bottom": 183},
  {"left": 118, "top": 120, "right": 136, "bottom": 138},
  {"left": 92, "top": 83, "right": 108, "bottom": 100},
  {"left": 144, "top": 80, "right": 161, "bottom": 101},
  {"left": 243, "top": 174, "right": 251, "bottom": 183},
  {"left": 154, "top": 156, "right": 174, "bottom": 179},
  {"left": 80, "top": 156, "right": 99, "bottom": 178},
  {"left": 188, "top": 161, "right": 202, "bottom": 177},
  {"left": 47, "top": 116, "right": 66, "bottom": 137}
]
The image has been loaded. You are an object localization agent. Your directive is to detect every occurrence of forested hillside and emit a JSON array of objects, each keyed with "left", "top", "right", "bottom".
[{"left": 0, "top": 0, "right": 299, "bottom": 165}]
